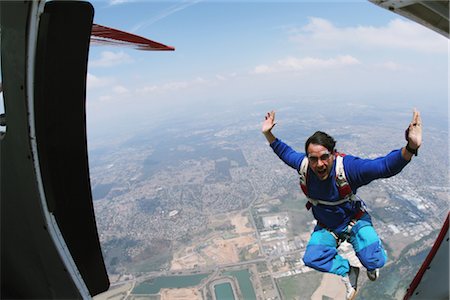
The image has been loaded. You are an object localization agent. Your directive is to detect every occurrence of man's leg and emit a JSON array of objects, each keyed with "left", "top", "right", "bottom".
[
  {"left": 303, "top": 227, "right": 359, "bottom": 299},
  {"left": 303, "top": 227, "right": 350, "bottom": 276},
  {"left": 348, "top": 214, "right": 387, "bottom": 278}
]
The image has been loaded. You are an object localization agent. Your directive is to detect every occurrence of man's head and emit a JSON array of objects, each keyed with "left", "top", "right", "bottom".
[{"left": 305, "top": 131, "right": 336, "bottom": 180}]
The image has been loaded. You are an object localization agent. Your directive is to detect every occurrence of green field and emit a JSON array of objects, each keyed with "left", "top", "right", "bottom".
[{"left": 277, "top": 272, "right": 323, "bottom": 300}]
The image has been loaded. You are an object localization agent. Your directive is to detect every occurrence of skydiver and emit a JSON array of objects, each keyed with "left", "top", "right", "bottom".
[{"left": 261, "top": 109, "right": 422, "bottom": 300}]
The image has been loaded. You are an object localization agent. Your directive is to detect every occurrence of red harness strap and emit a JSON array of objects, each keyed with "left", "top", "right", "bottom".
[
  {"left": 338, "top": 183, "right": 352, "bottom": 199},
  {"left": 353, "top": 208, "right": 365, "bottom": 221},
  {"left": 299, "top": 153, "right": 352, "bottom": 210}
]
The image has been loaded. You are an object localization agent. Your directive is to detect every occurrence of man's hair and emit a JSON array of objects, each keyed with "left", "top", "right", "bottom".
[{"left": 305, "top": 131, "right": 336, "bottom": 154}]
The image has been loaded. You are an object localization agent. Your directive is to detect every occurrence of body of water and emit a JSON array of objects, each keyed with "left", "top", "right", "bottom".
[
  {"left": 215, "top": 282, "right": 235, "bottom": 300},
  {"left": 224, "top": 269, "right": 257, "bottom": 300}
]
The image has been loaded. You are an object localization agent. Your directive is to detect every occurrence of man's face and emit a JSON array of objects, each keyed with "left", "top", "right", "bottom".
[{"left": 307, "top": 143, "right": 334, "bottom": 180}]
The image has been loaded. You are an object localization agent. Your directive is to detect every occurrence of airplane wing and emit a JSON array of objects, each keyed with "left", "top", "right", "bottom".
[
  {"left": 403, "top": 213, "right": 449, "bottom": 299},
  {"left": 369, "top": 0, "right": 449, "bottom": 37},
  {"left": 91, "top": 23, "right": 175, "bottom": 51}
]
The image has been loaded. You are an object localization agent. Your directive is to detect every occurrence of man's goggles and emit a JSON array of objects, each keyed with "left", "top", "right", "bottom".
[{"left": 308, "top": 151, "right": 331, "bottom": 163}]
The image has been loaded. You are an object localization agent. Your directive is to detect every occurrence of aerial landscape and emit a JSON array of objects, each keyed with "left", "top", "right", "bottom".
[{"left": 90, "top": 98, "right": 448, "bottom": 300}]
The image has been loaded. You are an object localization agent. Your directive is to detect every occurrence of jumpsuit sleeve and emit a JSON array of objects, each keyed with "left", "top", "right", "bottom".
[
  {"left": 345, "top": 149, "right": 410, "bottom": 189},
  {"left": 270, "top": 138, "right": 305, "bottom": 170}
]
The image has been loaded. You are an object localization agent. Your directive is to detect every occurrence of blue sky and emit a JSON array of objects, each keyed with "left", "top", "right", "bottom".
[{"left": 85, "top": 0, "right": 448, "bottom": 138}]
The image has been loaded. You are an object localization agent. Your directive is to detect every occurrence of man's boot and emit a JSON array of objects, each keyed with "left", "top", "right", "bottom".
[
  {"left": 367, "top": 268, "right": 379, "bottom": 281},
  {"left": 342, "top": 266, "right": 360, "bottom": 300}
]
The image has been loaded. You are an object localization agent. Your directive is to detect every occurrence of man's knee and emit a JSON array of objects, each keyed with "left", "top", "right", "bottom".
[
  {"left": 302, "top": 250, "right": 316, "bottom": 268},
  {"left": 303, "top": 245, "right": 336, "bottom": 272},
  {"left": 303, "top": 252, "right": 324, "bottom": 271},
  {"left": 351, "top": 221, "right": 387, "bottom": 269},
  {"left": 357, "top": 240, "right": 387, "bottom": 270}
]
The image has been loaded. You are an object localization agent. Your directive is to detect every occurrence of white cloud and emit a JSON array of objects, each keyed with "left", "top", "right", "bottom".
[
  {"left": 216, "top": 74, "right": 227, "bottom": 81},
  {"left": 250, "top": 17, "right": 445, "bottom": 76},
  {"left": 99, "top": 95, "right": 113, "bottom": 103},
  {"left": 252, "top": 55, "right": 360, "bottom": 74},
  {"left": 252, "top": 65, "right": 271, "bottom": 74},
  {"left": 90, "top": 51, "right": 133, "bottom": 68},
  {"left": 194, "top": 77, "right": 207, "bottom": 84},
  {"left": 290, "top": 17, "right": 447, "bottom": 53},
  {"left": 137, "top": 77, "right": 209, "bottom": 95},
  {"left": 87, "top": 73, "right": 114, "bottom": 89},
  {"left": 108, "top": 0, "right": 135, "bottom": 6},
  {"left": 137, "top": 81, "right": 189, "bottom": 94},
  {"left": 215, "top": 72, "right": 238, "bottom": 81},
  {"left": 113, "top": 85, "right": 130, "bottom": 94},
  {"left": 375, "top": 61, "right": 408, "bottom": 71}
]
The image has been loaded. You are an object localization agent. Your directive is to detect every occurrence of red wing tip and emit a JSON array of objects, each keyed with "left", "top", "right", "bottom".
[
  {"left": 138, "top": 45, "right": 175, "bottom": 51},
  {"left": 91, "top": 23, "right": 175, "bottom": 51}
]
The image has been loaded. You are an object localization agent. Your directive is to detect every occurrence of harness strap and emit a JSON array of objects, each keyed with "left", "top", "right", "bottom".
[
  {"left": 335, "top": 155, "right": 352, "bottom": 198},
  {"left": 298, "top": 154, "right": 354, "bottom": 210},
  {"left": 307, "top": 194, "right": 357, "bottom": 207},
  {"left": 299, "top": 156, "right": 309, "bottom": 196},
  {"left": 319, "top": 208, "right": 366, "bottom": 247}
]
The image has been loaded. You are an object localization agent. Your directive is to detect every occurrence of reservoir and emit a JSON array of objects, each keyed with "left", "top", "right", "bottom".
[
  {"left": 224, "top": 269, "right": 256, "bottom": 300},
  {"left": 133, "top": 273, "right": 210, "bottom": 294},
  {"left": 214, "top": 282, "right": 235, "bottom": 300}
]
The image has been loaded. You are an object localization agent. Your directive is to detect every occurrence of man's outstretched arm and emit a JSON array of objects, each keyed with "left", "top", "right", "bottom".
[
  {"left": 402, "top": 109, "right": 422, "bottom": 161},
  {"left": 345, "top": 109, "right": 423, "bottom": 188},
  {"left": 262, "top": 111, "right": 304, "bottom": 169}
]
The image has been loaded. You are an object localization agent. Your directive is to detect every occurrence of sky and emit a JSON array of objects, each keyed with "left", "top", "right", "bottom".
[{"left": 81, "top": 1, "right": 449, "bottom": 139}]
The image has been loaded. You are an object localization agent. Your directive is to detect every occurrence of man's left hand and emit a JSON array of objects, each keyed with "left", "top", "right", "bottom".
[{"left": 406, "top": 109, "right": 422, "bottom": 150}]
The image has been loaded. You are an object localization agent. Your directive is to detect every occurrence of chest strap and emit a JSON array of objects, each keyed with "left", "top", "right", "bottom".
[
  {"left": 307, "top": 194, "right": 357, "bottom": 207},
  {"left": 299, "top": 155, "right": 354, "bottom": 210}
]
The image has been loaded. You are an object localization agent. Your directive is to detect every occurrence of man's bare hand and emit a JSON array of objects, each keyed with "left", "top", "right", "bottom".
[
  {"left": 262, "top": 111, "right": 276, "bottom": 134},
  {"left": 406, "top": 109, "right": 422, "bottom": 150},
  {"left": 262, "top": 111, "right": 277, "bottom": 144}
]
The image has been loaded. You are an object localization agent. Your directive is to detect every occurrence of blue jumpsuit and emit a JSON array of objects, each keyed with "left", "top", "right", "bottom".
[{"left": 271, "top": 138, "right": 410, "bottom": 275}]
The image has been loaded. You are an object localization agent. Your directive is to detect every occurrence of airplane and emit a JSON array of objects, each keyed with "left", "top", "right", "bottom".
[
  {"left": 0, "top": 1, "right": 173, "bottom": 298},
  {"left": 0, "top": 0, "right": 447, "bottom": 299},
  {"left": 369, "top": 0, "right": 449, "bottom": 38}
]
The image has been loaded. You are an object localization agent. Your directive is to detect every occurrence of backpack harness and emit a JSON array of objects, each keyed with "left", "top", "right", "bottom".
[{"left": 298, "top": 153, "right": 365, "bottom": 245}]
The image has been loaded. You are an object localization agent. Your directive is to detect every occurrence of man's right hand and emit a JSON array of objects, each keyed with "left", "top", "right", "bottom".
[
  {"left": 262, "top": 111, "right": 276, "bottom": 134},
  {"left": 262, "top": 111, "right": 277, "bottom": 144}
]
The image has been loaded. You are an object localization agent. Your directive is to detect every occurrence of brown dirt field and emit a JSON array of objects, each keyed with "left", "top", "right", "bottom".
[
  {"left": 230, "top": 214, "right": 254, "bottom": 234},
  {"left": 230, "top": 235, "right": 257, "bottom": 248},
  {"left": 202, "top": 235, "right": 258, "bottom": 264},
  {"left": 311, "top": 273, "right": 346, "bottom": 300},
  {"left": 170, "top": 212, "right": 259, "bottom": 269},
  {"left": 170, "top": 252, "right": 207, "bottom": 271},
  {"left": 203, "top": 238, "right": 239, "bottom": 264},
  {"left": 170, "top": 231, "right": 259, "bottom": 269},
  {"left": 160, "top": 288, "right": 202, "bottom": 300},
  {"left": 248, "top": 244, "right": 259, "bottom": 254}
]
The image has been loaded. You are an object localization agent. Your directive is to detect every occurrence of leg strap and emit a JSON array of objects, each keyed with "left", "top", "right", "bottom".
[{"left": 322, "top": 209, "right": 366, "bottom": 247}]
